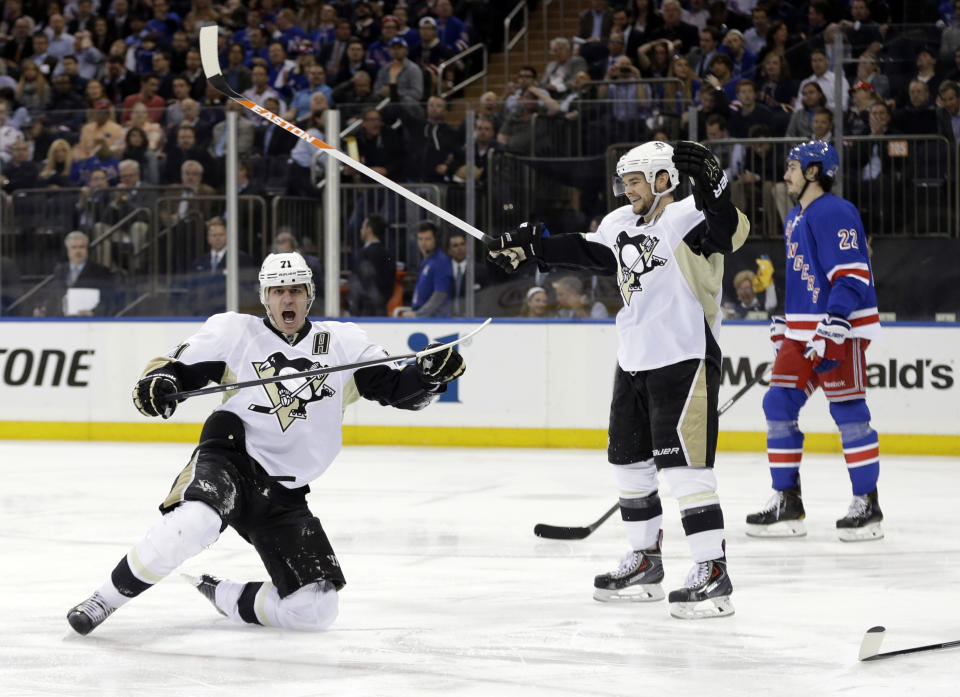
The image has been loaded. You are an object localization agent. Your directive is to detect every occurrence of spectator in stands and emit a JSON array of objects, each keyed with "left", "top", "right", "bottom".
[
  {"left": 451, "top": 113, "right": 501, "bottom": 183},
  {"left": 286, "top": 64, "right": 334, "bottom": 120},
  {"left": 849, "top": 101, "right": 902, "bottom": 234},
  {"left": 894, "top": 80, "right": 937, "bottom": 135},
  {"left": 936, "top": 80, "right": 960, "bottom": 147},
  {"left": 184, "top": 48, "right": 207, "bottom": 100},
  {"left": 173, "top": 99, "right": 212, "bottom": 151},
  {"left": 183, "top": 0, "right": 220, "bottom": 36},
  {"left": 552, "top": 275, "right": 608, "bottom": 319},
  {"left": 855, "top": 52, "right": 888, "bottom": 99},
  {"left": 1, "top": 138, "right": 39, "bottom": 191},
  {"left": 434, "top": 0, "right": 469, "bottom": 53},
  {"left": 253, "top": 96, "right": 297, "bottom": 164},
  {"left": 447, "top": 230, "right": 488, "bottom": 317},
  {"left": 224, "top": 43, "right": 252, "bottom": 93},
  {"left": 170, "top": 30, "right": 191, "bottom": 73},
  {"left": 729, "top": 79, "right": 775, "bottom": 136},
  {"left": 707, "top": 0, "right": 750, "bottom": 32},
  {"left": 244, "top": 25, "right": 270, "bottom": 68},
  {"left": 683, "top": 0, "right": 709, "bottom": 30},
  {"left": 351, "top": 108, "right": 404, "bottom": 181},
  {"left": 191, "top": 216, "right": 255, "bottom": 275},
  {"left": 107, "top": 0, "right": 132, "bottom": 40},
  {"left": 121, "top": 73, "right": 164, "bottom": 124},
  {"left": 743, "top": 5, "right": 770, "bottom": 56},
  {"left": 476, "top": 90, "right": 505, "bottom": 134},
  {"left": 286, "top": 92, "right": 328, "bottom": 196},
  {"left": 704, "top": 113, "right": 743, "bottom": 182},
  {"left": 687, "top": 80, "right": 730, "bottom": 139},
  {"left": 333, "top": 38, "right": 376, "bottom": 88},
  {"left": 243, "top": 63, "right": 285, "bottom": 117},
  {"left": 653, "top": 0, "right": 699, "bottom": 54},
  {"left": 163, "top": 124, "right": 214, "bottom": 186},
  {"left": 405, "top": 94, "right": 459, "bottom": 183},
  {"left": 331, "top": 69, "right": 378, "bottom": 125},
  {"left": 719, "top": 29, "right": 756, "bottom": 81},
  {"left": 108, "top": 158, "right": 156, "bottom": 254},
  {"left": 503, "top": 66, "right": 537, "bottom": 116},
  {"left": 834, "top": 0, "right": 883, "bottom": 60},
  {"left": 797, "top": 47, "right": 849, "bottom": 112},
  {"left": 38, "top": 137, "right": 73, "bottom": 187},
  {"left": 210, "top": 99, "right": 255, "bottom": 160},
  {"left": 374, "top": 38, "right": 423, "bottom": 119},
  {"left": 266, "top": 41, "right": 297, "bottom": 100},
  {"left": 723, "top": 268, "right": 776, "bottom": 319},
  {"left": 125, "top": 101, "right": 165, "bottom": 154},
  {"left": 275, "top": 7, "right": 310, "bottom": 53},
  {"left": 626, "top": 0, "right": 666, "bottom": 64},
  {"left": 185, "top": 215, "right": 257, "bottom": 315},
  {"left": 15, "top": 60, "right": 47, "bottom": 114},
  {"left": 687, "top": 26, "right": 720, "bottom": 79},
  {"left": 947, "top": 47, "right": 960, "bottom": 83},
  {"left": 318, "top": 18, "right": 352, "bottom": 80},
  {"left": 2, "top": 17, "right": 33, "bottom": 74},
  {"left": 68, "top": 0, "right": 96, "bottom": 34},
  {"left": 65, "top": 30, "right": 102, "bottom": 81},
  {"left": 845, "top": 80, "right": 879, "bottom": 135},
  {"left": 75, "top": 165, "right": 112, "bottom": 231},
  {"left": 636, "top": 38, "right": 673, "bottom": 80},
  {"left": 102, "top": 55, "right": 140, "bottom": 104},
  {"left": 706, "top": 52, "right": 738, "bottom": 101},
  {"left": 413, "top": 16, "right": 455, "bottom": 92},
  {"left": 663, "top": 55, "right": 699, "bottom": 123},
  {"left": 401, "top": 220, "right": 453, "bottom": 318},
  {"left": 30, "top": 32, "right": 56, "bottom": 76},
  {"left": 83, "top": 79, "right": 106, "bottom": 109},
  {"left": 147, "top": 0, "right": 180, "bottom": 43},
  {"left": 755, "top": 52, "right": 796, "bottom": 113},
  {"left": 730, "top": 123, "right": 782, "bottom": 236},
  {"left": 588, "top": 55, "right": 651, "bottom": 153},
  {"left": 70, "top": 139, "right": 119, "bottom": 186},
  {"left": 369, "top": 15, "right": 400, "bottom": 70},
  {"left": 909, "top": 46, "right": 942, "bottom": 106},
  {"left": 810, "top": 106, "right": 833, "bottom": 143},
  {"left": 163, "top": 75, "right": 193, "bottom": 128},
  {"left": 75, "top": 98, "right": 124, "bottom": 159},
  {"left": 347, "top": 213, "right": 395, "bottom": 317},
  {"left": 33, "top": 230, "right": 116, "bottom": 317},
  {"left": 578, "top": 0, "right": 614, "bottom": 45},
  {"left": 541, "top": 37, "right": 588, "bottom": 96},
  {"left": 392, "top": 6, "right": 421, "bottom": 52},
  {"left": 497, "top": 84, "right": 560, "bottom": 155},
  {"left": 308, "top": 3, "right": 338, "bottom": 47},
  {"left": 151, "top": 49, "right": 175, "bottom": 101},
  {"left": 55, "top": 55, "right": 88, "bottom": 95},
  {"left": 585, "top": 30, "right": 627, "bottom": 80},
  {"left": 786, "top": 81, "right": 827, "bottom": 138},
  {"left": 520, "top": 286, "right": 550, "bottom": 318},
  {"left": 90, "top": 16, "right": 114, "bottom": 55},
  {"left": 757, "top": 21, "right": 807, "bottom": 85}
]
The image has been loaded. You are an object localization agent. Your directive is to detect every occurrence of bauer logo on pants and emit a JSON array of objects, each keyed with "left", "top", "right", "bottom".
[{"left": 248, "top": 352, "right": 336, "bottom": 432}]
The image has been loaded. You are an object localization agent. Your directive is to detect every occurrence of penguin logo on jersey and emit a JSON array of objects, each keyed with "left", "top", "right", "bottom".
[
  {"left": 614, "top": 230, "right": 667, "bottom": 305},
  {"left": 248, "top": 352, "right": 336, "bottom": 432}
]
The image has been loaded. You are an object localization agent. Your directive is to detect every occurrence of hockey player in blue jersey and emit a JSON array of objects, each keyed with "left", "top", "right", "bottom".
[{"left": 746, "top": 141, "right": 884, "bottom": 541}]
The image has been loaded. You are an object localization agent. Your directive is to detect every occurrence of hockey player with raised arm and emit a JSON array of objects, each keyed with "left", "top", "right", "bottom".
[
  {"left": 746, "top": 141, "right": 883, "bottom": 541},
  {"left": 66, "top": 252, "right": 465, "bottom": 635},
  {"left": 486, "top": 141, "right": 750, "bottom": 619}
]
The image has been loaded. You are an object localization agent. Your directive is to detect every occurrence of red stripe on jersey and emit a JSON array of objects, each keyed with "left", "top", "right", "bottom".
[
  {"left": 844, "top": 446, "right": 880, "bottom": 464},
  {"left": 768, "top": 451, "right": 803, "bottom": 463},
  {"left": 832, "top": 268, "right": 871, "bottom": 283}
]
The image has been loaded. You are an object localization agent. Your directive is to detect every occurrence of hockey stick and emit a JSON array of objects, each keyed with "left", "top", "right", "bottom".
[
  {"left": 166, "top": 318, "right": 491, "bottom": 403},
  {"left": 198, "top": 25, "right": 494, "bottom": 245},
  {"left": 533, "top": 364, "right": 772, "bottom": 540},
  {"left": 858, "top": 626, "right": 960, "bottom": 661}
]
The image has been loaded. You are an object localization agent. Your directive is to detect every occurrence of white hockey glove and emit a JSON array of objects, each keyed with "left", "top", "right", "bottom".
[
  {"left": 803, "top": 314, "right": 851, "bottom": 374},
  {"left": 769, "top": 315, "right": 786, "bottom": 356},
  {"left": 133, "top": 370, "right": 180, "bottom": 419},
  {"left": 484, "top": 222, "right": 544, "bottom": 273},
  {"left": 417, "top": 343, "right": 466, "bottom": 384}
]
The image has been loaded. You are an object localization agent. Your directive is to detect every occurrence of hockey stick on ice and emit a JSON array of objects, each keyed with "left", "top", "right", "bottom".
[
  {"left": 198, "top": 25, "right": 494, "bottom": 245},
  {"left": 858, "top": 626, "right": 960, "bottom": 661},
  {"left": 166, "top": 318, "right": 491, "bottom": 403},
  {"left": 533, "top": 364, "right": 772, "bottom": 540}
]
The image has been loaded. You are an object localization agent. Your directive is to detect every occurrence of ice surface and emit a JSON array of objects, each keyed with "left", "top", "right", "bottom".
[{"left": 1, "top": 441, "right": 958, "bottom": 696}]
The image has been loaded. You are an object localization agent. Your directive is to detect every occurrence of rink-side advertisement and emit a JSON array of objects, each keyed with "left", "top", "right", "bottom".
[{"left": 0, "top": 320, "right": 956, "bottom": 453}]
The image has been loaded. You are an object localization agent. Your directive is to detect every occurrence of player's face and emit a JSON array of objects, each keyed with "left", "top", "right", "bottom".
[
  {"left": 622, "top": 172, "right": 653, "bottom": 215},
  {"left": 783, "top": 159, "right": 806, "bottom": 195},
  {"left": 267, "top": 285, "right": 309, "bottom": 333}
]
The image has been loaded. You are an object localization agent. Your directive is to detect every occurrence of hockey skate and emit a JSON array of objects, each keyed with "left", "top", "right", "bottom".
[
  {"left": 182, "top": 573, "right": 227, "bottom": 616},
  {"left": 836, "top": 488, "right": 884, "bottom": 542},
  {"left": 668, "top": 554, "right": 734, "bottom": 619},
  {"left": 745, "top": 484, "right": 807, "bottom": 537},
  {"left": 66, "top": 591, "right": 117, "bottom": 635},
  {"left": 593, "top": 531, "right": 665, "bottom": 602}
]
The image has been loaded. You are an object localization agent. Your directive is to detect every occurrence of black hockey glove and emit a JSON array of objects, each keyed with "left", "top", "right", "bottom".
[
  {"left": 417, "top": 343, "right": 466, "bottom": 385},
  {"left": 484, "top": 222, "right": 544, "bottom": 273},
  {"left": 133, "top": 369, "right": 181, "bottom": 419},
  {"left": 673, "top": 140, "right": 730, "bottom": 212}
]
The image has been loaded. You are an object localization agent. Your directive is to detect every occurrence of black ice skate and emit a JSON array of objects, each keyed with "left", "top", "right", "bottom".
[
  {"left": 182, "top": 573, "right": 227, "bottom": 616},
  {"left": 836, "top": 488, "right": 884, "bottom": 542},
  {"left": 66, "top": 591, "right": 117, "bottom": 635},
  {"left": 745, "top": 483, "right": 806, "bottom": 538},
  {"left": 593, "top": 531, "right": 665, "bottom": 602},
  {"left": 668, "top": 554, "right": 734, "bottom": 619}
]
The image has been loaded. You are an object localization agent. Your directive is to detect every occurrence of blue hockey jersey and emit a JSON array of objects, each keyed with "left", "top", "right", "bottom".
[{"left": 782, "top": 193, "right": 881, "bottom": 341}]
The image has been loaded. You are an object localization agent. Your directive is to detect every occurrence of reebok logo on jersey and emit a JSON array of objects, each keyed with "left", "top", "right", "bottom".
[
  {"left": 249, "top": 352, "right": 337, "bottom": 432},
  {"left": 614, "top": 230, "right": 667, "bottom": 305}
]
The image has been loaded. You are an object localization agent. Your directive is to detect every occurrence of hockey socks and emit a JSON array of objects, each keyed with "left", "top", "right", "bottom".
[
  {"left": 765, "top": 419, "right": 804, "bottom": 491},
  {"left": 838, "top": 421, "right": 880, "bottom": 496}
]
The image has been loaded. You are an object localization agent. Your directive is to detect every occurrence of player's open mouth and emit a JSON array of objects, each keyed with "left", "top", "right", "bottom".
[{"left": 282, "top": 310, "right": 296, "bottom": 323}]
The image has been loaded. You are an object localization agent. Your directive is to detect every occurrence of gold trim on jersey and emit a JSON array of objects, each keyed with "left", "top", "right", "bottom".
[
  {"left": 161, "top": 455, "right": 198, "bottom": 509},
  {"left": 677, "top": 360, "right": 709, "bottom": 467}
]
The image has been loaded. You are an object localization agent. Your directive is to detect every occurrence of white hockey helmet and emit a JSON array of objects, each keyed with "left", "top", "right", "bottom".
[
  {"left": 258, "top": 252, "right": 315, "bottom": 312},
  {"left": 613, "top": 141, "right": 680, "bottom": 198}
]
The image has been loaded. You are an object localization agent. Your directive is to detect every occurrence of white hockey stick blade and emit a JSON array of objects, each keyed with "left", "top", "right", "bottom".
[
  {"left": 198, "top": 25, "right": 493, "bottom": 245},
  {"left": 858, "top": 626, "right": 886, "bottom": 660}
]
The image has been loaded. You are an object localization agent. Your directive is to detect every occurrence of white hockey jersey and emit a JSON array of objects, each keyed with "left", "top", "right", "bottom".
[
  {"left": 153, "top": 313, "right": 395, "bottom": 488},
  {"left": 585, "top": 197, "right": 745, "bottom": 372}
]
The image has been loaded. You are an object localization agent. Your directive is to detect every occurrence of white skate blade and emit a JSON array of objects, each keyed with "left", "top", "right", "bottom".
[
  {"left": 745, "top": 519, "right": 807, "bottom": 538},
  {"left": 669, "top": 595, "right": 735, "bottom": 619},
  {"left": 593, "top": 584, "right": 665, "bottom": 603},
  {"left": 838, "top": 521, "right": 884, "bottom": 542}
]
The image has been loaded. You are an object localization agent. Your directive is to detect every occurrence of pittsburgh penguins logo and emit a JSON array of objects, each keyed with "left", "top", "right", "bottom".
[
  {"left": 248, "top": 352, "right": 336, "bottom": 432},
  {"left": 613, "top": 230, "right": 667, "bottom": 305}
]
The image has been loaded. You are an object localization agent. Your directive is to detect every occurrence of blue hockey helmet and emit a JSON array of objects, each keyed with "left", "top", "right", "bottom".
[{"left": 787, "top": 140, "right": 839, "bottom": 179}]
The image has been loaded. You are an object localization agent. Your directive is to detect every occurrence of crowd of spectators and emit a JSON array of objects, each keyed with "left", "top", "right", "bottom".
[{"left": 0, "top": 0, "right": 956, "bottom": 319}]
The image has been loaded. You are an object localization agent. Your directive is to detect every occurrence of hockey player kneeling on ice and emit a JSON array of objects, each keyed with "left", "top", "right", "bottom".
[
  {"left": 66, "top": 252, "right": 465, "bottom": 635},
  {"left": 745, "top": 141, "right": 883, "bottom": 543},
  {"left": 486, "top": 141, "right": 750, "bottom": 619}
]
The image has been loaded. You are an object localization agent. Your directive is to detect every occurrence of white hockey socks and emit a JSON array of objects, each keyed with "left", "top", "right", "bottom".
[{"left": 612, "top": 459, "right": 662, "bottom": 550}]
